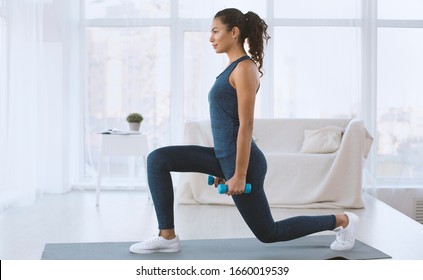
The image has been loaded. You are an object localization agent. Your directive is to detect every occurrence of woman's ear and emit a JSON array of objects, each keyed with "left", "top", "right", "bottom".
[{"left": 231, "top": 26, "right": 241, "bottom": 40}]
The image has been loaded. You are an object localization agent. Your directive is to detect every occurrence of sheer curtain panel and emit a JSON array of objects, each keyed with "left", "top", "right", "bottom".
[
  {"left": 0, "top": 0, "right": 78, "bottom": 211},
  {"left": 0, "top": 0, "right": 46, "bottom": 210}
]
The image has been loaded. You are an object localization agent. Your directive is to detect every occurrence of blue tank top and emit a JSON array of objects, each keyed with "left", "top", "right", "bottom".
[{"left": 208, "top": 55, "right": 252, "bottom": 159}]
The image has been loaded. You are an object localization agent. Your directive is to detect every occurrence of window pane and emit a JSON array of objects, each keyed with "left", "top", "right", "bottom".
[
  {"left": 273, "top": 27, "right": 361, "bottom": 118},
  {"left": 274, "top": 0, "right": 360, "bottom": 19},
  {"left": 85, "top": 0, "right": 170, "bottom": 19},
  {"left": 179, "top": 0, "right": 266, "bottom": 18},
  {"left": 378, "top": 0, "right": 423, "bottom": 20},
  {"left": 377, "top": 28, "right": 423, "bottom": 179},
  {"left": 85, "top": 27, "right": 170, "bottom": 178}
]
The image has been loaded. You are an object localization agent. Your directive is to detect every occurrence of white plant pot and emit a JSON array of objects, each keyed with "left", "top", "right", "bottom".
[{"left": 128, "top": 122, "right": 141, "bottom": 131}]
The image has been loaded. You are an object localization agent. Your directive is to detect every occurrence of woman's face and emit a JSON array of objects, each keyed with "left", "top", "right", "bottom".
[{"left": 209, "top": 18, "right": 234, "bottom": 54}]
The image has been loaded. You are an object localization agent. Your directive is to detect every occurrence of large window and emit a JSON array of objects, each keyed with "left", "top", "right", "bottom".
[
  {"left": 82, "top": 0, "right": 423, "bottom": 187},
  {"left": 376, "top": 1, "right": 423, "bottom": 183}
]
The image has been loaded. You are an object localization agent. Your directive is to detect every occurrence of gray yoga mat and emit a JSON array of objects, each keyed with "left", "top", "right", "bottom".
[{"left": 41, "top": 235, "right": 390, "bottom": 260}]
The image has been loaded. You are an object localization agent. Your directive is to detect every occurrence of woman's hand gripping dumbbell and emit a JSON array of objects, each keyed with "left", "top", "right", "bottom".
[{"left": 207, "top": 175, "right": 252, "bottom": 194}]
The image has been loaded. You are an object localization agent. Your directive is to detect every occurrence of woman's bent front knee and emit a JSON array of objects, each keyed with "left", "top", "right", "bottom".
[{"left": 147, "top": 147, "right": 171, "bottom": 172}]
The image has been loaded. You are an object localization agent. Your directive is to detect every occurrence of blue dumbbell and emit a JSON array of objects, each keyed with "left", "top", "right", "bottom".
[
  {"left": 207, "top": 175, "right": 252, "bottom": 194},
  {"left": 217, "top": 183, "right": 252, "bottom": 194}
]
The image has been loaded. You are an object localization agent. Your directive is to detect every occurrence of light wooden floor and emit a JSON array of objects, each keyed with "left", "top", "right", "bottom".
[{"left": 1, "top": 190, "right": 423, "bottom": 260}]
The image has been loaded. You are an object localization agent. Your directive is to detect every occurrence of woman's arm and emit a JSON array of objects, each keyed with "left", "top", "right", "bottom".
[{"left": 225, "top": 60, "right": 259, "bottom": 195}]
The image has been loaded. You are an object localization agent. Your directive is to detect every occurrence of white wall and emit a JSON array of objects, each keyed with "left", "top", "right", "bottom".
[{"left": 367, "top": 188, "right": 423, "bottom": 223}]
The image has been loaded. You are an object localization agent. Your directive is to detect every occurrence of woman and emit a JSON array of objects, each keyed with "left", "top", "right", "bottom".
[{"left": 130, "top": 8, "right": 359, "bottom": 254}]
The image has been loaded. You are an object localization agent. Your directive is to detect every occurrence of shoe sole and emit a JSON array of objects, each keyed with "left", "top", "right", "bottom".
[{"left": 130, "top": 246, "right": 180, "bottom": 254}]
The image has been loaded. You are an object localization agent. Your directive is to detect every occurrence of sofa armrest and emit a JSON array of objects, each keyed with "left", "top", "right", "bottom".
[{"left": 338, "top": 119, "right": 373, "bottom": 159}]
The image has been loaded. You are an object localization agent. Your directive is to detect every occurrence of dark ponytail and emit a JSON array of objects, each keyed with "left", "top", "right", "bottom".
[{"left": 214, "top": 8, "right": 270, "bottom": 77}]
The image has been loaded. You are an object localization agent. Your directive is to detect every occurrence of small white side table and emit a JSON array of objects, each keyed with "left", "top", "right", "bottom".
[{"left": 96, "top": 134, "right": 149, "bottom": 206}]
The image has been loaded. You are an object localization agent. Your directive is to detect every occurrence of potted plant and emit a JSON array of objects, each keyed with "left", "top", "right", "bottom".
[{"left": 126, "top": 112, "right": 143, "bottom": 131}]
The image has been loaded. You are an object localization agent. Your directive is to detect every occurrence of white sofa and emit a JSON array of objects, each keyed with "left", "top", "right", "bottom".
[{"left": 176, "top": 118, "right": 372, "bottom": 209}]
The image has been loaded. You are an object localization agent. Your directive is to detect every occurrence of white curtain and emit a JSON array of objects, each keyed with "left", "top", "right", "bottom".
[
  {"left": 0, "top": 0, "right": 46, "bottom": 210},
  {"left": 0, "top": 0, "right": 78, "bottom": 210}
]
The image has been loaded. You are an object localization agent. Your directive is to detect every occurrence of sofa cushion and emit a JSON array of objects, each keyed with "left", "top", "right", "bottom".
[{"left": 300, "top": 126, "right": 344, "bottom": 154}]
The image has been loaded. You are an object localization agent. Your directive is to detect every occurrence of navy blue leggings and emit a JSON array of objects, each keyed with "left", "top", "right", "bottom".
[{"left": 147, "top": 145, "right": 336, "bottom": 243}]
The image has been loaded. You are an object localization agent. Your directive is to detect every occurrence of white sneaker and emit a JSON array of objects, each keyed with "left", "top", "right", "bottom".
[
  {"left": 330, "top": 212, "right": 359, "bottom": 251},
  {"left": 129, "top": 234, "right": 180, "bottom": 254}
]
